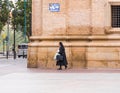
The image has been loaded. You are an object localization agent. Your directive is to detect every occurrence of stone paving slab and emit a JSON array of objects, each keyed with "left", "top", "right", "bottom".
[{"left": 0, "top": 73, "right": 120, "bottom": 93}]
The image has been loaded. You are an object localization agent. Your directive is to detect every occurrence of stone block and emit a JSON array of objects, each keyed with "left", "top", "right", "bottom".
[
  {"left": 87, "top": 61, "right": 108, "bottom": 68},
  {"left": 71, "top": 47, "right": 86, "bottom": 61},
  {"left": 92, "top": 0, "right": 106, "bottom": 27},
  {"left": 92, "top": 27, "right": 105, "bottom": 35},
  {"left": 37, "top": 47, "right": 47, "bottom": 68},
  {"left": 107, "top": 61, "right": 119, "bottom": 69},
  {"left": 87, "top": 47, "right": 120, "bottom": 52},
  {"left": 87, "top": 52, "right": 119, "bottom": 61},
  {"left": 67, "top": 26, "right": 91, "bottom": 35},
  {"left": 117, "top": 62, "right": 120, "bottom": 68},
  {"left": 69, "top": 0, "right": 91, "bottom": 11},
  {"left": 71, "top": 47, "right": 87, "bottom": 68},
  {"left": 72, "top": 61, "right": 86, "bottom": 69},
  {"left": 68, "top": 10, "right": 91, "bottom": 26},
  {"left": 27, "top": 47, "right": 38, "bottom": 68},
  {"left": 47, "top": 48, "right": 58, "bottom": 68}
]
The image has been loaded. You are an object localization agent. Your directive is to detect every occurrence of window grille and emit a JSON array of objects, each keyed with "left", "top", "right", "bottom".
[{"left": 111, "top": 5, "right": 120, "bottom": 27}]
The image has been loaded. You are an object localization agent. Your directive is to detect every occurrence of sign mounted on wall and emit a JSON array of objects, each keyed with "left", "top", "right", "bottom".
[{"left": 49, "top": 3, "right": 60, "bottom": 12}]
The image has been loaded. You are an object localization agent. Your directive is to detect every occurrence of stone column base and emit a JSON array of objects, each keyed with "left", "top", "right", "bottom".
[{"left": 27, "top": 36, "right": 120, "bottom": 69}]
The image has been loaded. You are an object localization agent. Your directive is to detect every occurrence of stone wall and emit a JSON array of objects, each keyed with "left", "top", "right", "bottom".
[
  {"left": 32, "top": 0, "right": 111, "bottom": 36},
  {"left": 87, "top": 47, "right": 120, "bottom": 68},
  {"left": 27, "top": 40, "right": 88, "bottom": 69},
  {"left": 27, "top": 0, "right": 120, "bottom": 69}
]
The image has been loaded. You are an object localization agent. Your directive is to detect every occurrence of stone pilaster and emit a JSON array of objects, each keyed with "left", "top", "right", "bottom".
[
  {"left": 67, "top": 0, "right": 91, "bottom": 36},
  {"left": 91, "top": 0, "right": 106, "bottom": 35},
  {"left": 32, "top": 0, "right": 42, "bottom": 36},
  {"left": 27, "top": 44, "right": 38, "bottom": 68}
]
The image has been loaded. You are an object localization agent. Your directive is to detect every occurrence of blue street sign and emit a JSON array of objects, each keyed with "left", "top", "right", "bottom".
[{"left": 49, "top": 3, "right": 60, "bottom": 12}]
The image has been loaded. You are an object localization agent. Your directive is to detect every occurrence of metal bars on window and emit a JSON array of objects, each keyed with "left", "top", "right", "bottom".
[{"left": 111, "top": 5, "right": 120, "bottom": 27}]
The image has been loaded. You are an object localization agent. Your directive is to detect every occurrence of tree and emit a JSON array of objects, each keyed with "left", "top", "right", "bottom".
[
  {"left": 0, "top": 0, "right": 14, "bottom": 34},
  {"left": 11, "top": 0, "right": 32, "bottom": 40}
]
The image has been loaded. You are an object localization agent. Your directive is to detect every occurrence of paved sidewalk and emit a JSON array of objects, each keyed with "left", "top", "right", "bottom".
[
  {"left": 0, "top": 58, "right": 120, "bottom": 93},
  {"left": 0, "top": 73, "right": 120, "bottom": 93}
]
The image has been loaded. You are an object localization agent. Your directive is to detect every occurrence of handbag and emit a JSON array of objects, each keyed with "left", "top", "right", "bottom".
[
  {"left": 56, "top": 54, "right": 63, "bottom": 61},
  {"left": 54, "top": 52, "right": 63, "bottom": 61}
]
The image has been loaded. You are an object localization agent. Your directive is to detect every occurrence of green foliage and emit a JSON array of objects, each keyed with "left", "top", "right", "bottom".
[
  {"left": 0, "top": 0, "right": 8, "bottom": 33},
  {"left": 12, "top": 0, "right": 32, "bottom": 39},
  {"left": 0, "top": 0, "right": 14, "bottom": 33}
]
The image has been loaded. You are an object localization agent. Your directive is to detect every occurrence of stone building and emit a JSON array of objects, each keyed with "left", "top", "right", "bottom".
[{"left": 27, "top": 0, "right": 120, "bottom": 69}]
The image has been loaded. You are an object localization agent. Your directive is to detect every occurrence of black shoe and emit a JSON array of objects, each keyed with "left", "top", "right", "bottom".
[
  {"left": 65, "top": 66, "right": 67, "bottom": 69},
  {"left": 57, "top": 68, "right": 62, "bottom": 70}
]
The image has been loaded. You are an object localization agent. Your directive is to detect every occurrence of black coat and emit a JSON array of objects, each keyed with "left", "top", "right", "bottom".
[{"left": 56, "top": 45, "right": 68, "bottom": 66}]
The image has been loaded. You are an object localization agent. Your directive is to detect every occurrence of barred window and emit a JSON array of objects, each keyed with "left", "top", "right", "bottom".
[{"left": 111, "top": 5, "right": 120, "bottom": 27}]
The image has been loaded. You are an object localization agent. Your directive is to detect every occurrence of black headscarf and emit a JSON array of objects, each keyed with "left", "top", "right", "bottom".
[{"left": 59, "top": 42, "right": 65, "bottom": 54}]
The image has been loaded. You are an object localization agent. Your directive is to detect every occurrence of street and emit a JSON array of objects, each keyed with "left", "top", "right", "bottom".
[{"left": 0, "top": 57, "right": 120, "bottom": 93}]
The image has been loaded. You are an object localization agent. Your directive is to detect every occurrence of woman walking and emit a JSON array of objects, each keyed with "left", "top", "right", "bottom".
[{"left": 56, "top": 42, "right": 68, "bottom": 70}]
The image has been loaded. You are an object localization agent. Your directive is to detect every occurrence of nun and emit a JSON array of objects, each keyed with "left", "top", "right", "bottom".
[{"left": 56, "top": 42, "right": 68, "bottom": 70}]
